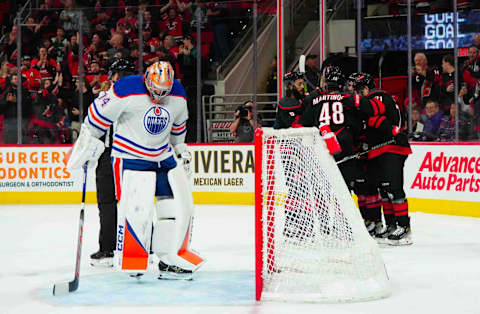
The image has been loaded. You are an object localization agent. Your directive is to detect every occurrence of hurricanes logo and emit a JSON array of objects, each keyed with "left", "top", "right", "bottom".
[{"left": 143, "top": 106, "right": 170, "bottom": 135}]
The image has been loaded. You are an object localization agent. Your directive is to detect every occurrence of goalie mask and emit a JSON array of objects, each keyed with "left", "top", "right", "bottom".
[{"left": 144, "top": 61, "right": 174, "bottom": 104}]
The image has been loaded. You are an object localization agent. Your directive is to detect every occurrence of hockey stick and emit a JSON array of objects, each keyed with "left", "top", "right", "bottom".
[
  {"left": 299, "top": 54, "right": 306, "bottom": 73},
  {"left": 53, "top": 162, "right": 88, "bottom": 296},
  {"left": 336, "top": 139, "right": 395, "bottom": 165},
  {"left": 298, "top": 54, "right": 311, "bottom": 93}
]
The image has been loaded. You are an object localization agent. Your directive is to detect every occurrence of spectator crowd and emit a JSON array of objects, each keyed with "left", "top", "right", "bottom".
[
  {"left": 1, "top": 0, "right": 479, "bottom": 144},
  {"left": 0, "top": 0, "right": 269, "bottom": 144},
  {"left": 408, "top": 44, "right": 480, "bottom": 141}
]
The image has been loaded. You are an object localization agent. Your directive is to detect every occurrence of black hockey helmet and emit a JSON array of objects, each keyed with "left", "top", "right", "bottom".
[
  {"left": 284, "top": 71, "right": 305, "bottom": 99},
  {"left": 324, "top": 65, "right": 345, "bottom": 91},
  {"left": 108, "top": 58, "right": 135, "bottom": 80},
  {"left": 283, "top": 71, "right": 304, "bottom": 84},
  {"left": 347, "top": 72, "right": 362, "bottom": 84},
  {"left": 351, "top": 72, "right": 375, "bottom": 91}
]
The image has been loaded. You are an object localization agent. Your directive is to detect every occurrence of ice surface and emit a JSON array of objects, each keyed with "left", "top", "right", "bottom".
[{"left": 1, "top": 204, "right": 479, "bottom": 314}]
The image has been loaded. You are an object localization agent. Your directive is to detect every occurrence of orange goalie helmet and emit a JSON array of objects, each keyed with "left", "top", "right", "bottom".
[{"left": 144, "top": 61, "right": 174, "bottom": 104}]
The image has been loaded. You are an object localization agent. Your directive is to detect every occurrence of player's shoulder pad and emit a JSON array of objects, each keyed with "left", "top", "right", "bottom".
[
  {"left": 113, "top": 75, "right": 149, "bottom": 98},
  {"left": 367, "top": 89, "right": 387, "bottom": 97},
  {"left": 168, "top": 79, "right": 187, "bottom": 99},
  {"left": 311, "top": 88, "right": 325, "bottom": 97},
  {"left": 278, "top": 97, "right": 302, "bottom": 110}
]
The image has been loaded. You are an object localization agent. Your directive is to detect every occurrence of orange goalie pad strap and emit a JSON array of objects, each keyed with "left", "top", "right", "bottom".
[
  {"left": 178, "top": 224, "right": 204, "bottom": 266},
  {"left": 178, "top": 249, "right": 204, "bottom": 266},
  {"left": 121, "top": 219, "right": 149, "bottom": 271}
]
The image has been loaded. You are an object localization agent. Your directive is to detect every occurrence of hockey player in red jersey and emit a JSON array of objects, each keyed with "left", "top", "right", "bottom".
[
  {"left": 300, "top": 66, "right": 364, "bottom": 191},
  {"left": 344, "top": 73, "right": 383, "bottom": 237},
  {"left": 274, "top": 71, "right": 316, "bottom": 238},
  {"left": 274, "top": 72, "right": 307, "bottom": 129},
  {"left": 352, "top": 73, "right": 413, "bottom": 245}
]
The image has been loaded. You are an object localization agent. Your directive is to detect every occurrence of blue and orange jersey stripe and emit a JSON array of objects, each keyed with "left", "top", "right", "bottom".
[
  {"left": 87, "top": 100, "right": 113, "bottom": 132},
  {"left": 171, "top": 120, "right": 187, "bottom": 136},
  {"left": 112, "top": 134, "right": 170, "bottom": 158}
]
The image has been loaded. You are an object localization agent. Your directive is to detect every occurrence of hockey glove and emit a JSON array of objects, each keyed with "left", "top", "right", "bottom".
[
  {"left": 392, "top": 126, "right": 401, "bottom": 136},
  {"left": 66, "top": 125, "right": 105, "bottom": 170},
  {"left": 174, "top": 143, "right": 192, "bottom": 178},
  {"left": 319, "top": 124, "right": 342, "bottom": 156}
]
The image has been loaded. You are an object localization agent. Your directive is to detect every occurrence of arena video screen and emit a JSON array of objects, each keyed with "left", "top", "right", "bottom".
[{"left": 361, "top": 11, "right": 480, "bottom": 52}]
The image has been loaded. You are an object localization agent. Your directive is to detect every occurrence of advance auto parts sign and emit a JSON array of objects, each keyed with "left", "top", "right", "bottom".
[
  {"left": 405, "top": 144, "right": 480, "bottom": 202},
  {"left": 190, "top": 144, "right": 254, "bottom": 193},
  {"left": 0, "top": 146, "right": 95, "bottom": 192}
]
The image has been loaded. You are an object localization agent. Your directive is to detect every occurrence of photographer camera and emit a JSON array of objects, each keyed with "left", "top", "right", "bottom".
[{"left": 229, "top": 100, "right": 258, "bottom": 143}]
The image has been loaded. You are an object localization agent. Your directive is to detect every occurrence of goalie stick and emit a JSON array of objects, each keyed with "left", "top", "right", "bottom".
[
  {"left": 336, "top": 139, "right": 395, "bottom": 165},
  {"left": 53, "top": 162, "right": 88, "bottom": 296}
]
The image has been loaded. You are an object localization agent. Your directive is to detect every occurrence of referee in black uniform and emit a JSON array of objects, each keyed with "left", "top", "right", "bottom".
[{"left": 90, "top": 59, "right": 135, "bottom": 266}]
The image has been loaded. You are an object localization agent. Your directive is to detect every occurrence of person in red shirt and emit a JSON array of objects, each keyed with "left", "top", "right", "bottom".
[
  {"left": 67, "top": 34, "right": 81, "bottom": 80},
  {"left": 163, "top": 34, "right": 180, "bottom": 59},
  {"left": 21, "top": 55, "right": 42, "bottom": 94},
  {"left": 31, "top": 47, "right": 58, "bottom": 81},
  {"left": 135, "top": 27, "right": 162, "bottom": 64},
  {"left": 117, "top": 6, "right": 137, "bottom": 30},
  {"left": 175, "top": 0, "right": 193, "bottom": 24},
  {"left": 462, "top": 45, "right": 480, "bottom": 91},
  {"left": 145, "top": 27, "right": 162, "bottom": 51},
  {"left": 159, "top": 8, "right": 184, "bottom": 41},
  {"left": 411, "top": 52, "right": 441, "bottom": 107},
  {"left": 86, "top": 61, "right": 109, "bottom": 96},
  {"left": 0, "top": 61, "right": 11, "bottom": 91}
]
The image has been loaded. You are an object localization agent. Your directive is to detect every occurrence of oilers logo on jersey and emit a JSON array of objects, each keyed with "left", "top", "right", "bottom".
[
  {"left": 83, "top": 75, "right": 188, "bottom": 162},
  {"left": 144, "top": 106, "right": 170, "bottom": 135}
]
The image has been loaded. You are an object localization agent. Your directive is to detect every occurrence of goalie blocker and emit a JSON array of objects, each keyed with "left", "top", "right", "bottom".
[{"left": 114, "top": 159, "right": 204, "bottom": 278}]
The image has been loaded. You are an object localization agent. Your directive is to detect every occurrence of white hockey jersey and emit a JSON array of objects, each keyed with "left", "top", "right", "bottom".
[{"left": 84, "top": 75, "right": 188, "bottom": 162}]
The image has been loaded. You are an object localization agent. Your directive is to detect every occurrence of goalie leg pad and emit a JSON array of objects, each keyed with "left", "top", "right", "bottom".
[
  {"left": 115, "top": 170, "right": 156, "bottom": 273},
  {"left": 152, "top": 166, "right": 204, "bottom": 271}
]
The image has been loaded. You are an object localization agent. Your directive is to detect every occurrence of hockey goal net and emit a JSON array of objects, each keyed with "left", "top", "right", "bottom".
[{"left": 254, "top": 127, "right": 390, "bottom": 302}]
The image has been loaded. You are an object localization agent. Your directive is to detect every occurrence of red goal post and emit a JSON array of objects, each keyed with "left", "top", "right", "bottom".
[{"left": 254, "top": 127, "right": 390, "bottom": 302}]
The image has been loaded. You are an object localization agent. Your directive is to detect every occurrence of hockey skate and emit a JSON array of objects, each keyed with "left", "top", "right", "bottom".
[
  {"left": 373, "top": 221, "right": 383, "bottom": 235},
  {"left": 387, "top": 225, "right": 413, "bottom": 246},
  {"left": 364, "top": 220, "right": 376, "bottom": 236},
  {"left": 129, "top": 273, "right": 145, "bottom": 280},
  {"left": 374, "top": 224, "right": 396, "bottom": 245},
  {"left": 90, "top": 251, "right": 114, "bottom": 267},
  {"left": 158, "top": 261, "right": 193, "bottom": 281}
]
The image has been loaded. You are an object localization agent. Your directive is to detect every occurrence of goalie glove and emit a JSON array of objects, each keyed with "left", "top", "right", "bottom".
[
  {"left": 319, "top": 124, "right": 342, "bottom": 156},
  {"left": 66, "top": 124, "right": 105, "bottom": 170},
  {"left": 174, "top": 143, "right": 192, "bottom": 178}
]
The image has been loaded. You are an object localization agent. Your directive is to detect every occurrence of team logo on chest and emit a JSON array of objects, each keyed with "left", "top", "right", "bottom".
[{"left": 143, "top": 106, "right": 170, "bottom": 135}]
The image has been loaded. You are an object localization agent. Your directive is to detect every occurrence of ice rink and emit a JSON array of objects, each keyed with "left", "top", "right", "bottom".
[{"left": 1, "top": 203, "right": 480, "bottom": 314}]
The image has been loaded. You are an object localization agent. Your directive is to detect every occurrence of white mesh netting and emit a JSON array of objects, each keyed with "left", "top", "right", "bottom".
[{"left": 258, "top": 127, "right": 390, "bottom": 302}]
